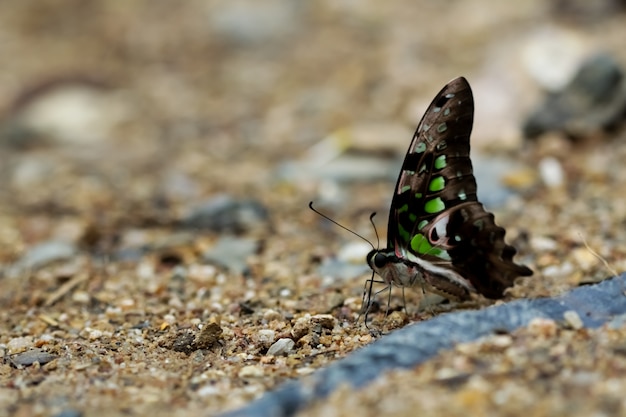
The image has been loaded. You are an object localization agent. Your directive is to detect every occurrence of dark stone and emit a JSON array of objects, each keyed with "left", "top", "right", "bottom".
[
  {"left": 523, "top": 53, "right": 626, "bottom": 139},
  {"left": 180, "top": 195, "right": 269, "bottom": 233},
  {"left": 203, "top": 236, "right": 259, "bottom": 274},
  {"left": 11, "top": 349, "right": 57, "bottom": 367}
]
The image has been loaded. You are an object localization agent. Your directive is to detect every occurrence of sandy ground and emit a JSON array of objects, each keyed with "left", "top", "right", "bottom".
[{"left": 1, "top": 1, "right": 626, "bottom": 416}]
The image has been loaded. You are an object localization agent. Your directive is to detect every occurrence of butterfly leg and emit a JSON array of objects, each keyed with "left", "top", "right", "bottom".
[
  {"left": 384, "top": 284, "right": 392, "bottom": 319},
  {"left": 401, "top": 286, "right": 408, "bottom": 316},
  {"left": 358, "top": 272, "right": 390, "bottom": 330},
  {"left": 358, "top": 271, "right": 378, "bottom": 328}
]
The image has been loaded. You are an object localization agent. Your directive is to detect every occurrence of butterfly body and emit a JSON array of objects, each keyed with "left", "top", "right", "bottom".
[
  {"left": 367, "top": 244, "right": 474, "bottom": 301},
  {"left": 366, "top": 77, "right": 532, "bottom": 305}
]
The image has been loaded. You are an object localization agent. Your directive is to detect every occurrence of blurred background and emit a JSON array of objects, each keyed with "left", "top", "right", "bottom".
[
  {"left": 2, "top": 0, "right": 626, "bottom": 320},
  {"left": 1, "top": 1, "right": 626, "bottom": 414},
  {"left": 0, "top": 0, "right": 624, "bottom": 240}
]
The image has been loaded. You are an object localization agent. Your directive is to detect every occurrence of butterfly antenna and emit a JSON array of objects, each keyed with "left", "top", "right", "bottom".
[
  {"left": 309, "top": 201, "right": 375, "bottom": 250},
  {"left": 369, "top": 212, "right": 380, "bottom": 249}
]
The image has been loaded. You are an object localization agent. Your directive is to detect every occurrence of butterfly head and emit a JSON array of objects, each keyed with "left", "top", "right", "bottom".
[
  {"left": 367, "top": 249, "right": 395, "bottom": 272},
  {"left": 366, "top": 248, "right": 423, "bottom": 289}
]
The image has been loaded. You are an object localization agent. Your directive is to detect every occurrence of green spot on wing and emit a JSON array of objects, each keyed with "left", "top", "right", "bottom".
[
  {"left": 415, "top": 192, "right": 423, "bottom": 199},
  {"left": 410, "top": 234, "right": 450, "bottom": 260},
  {"left": 429, "top": 176, "right": 445, "bottom": 192},
  {"left": 430, "top": 247, "right": 451, "bottom": 260},
  {"left": 424, "top": 197, "right": 445, "bottom": 214},
  {"left": 398, "top": 204, "right": 409, "bottom": 213},
  {"left": 410, "top": 234, "right": 431, "bottom": 254},
  {"left": 437, "top": 123, "right": 448, "bottom": 133},
  {"left": 408, "top": 213, "right": 417, "bottom": 223},
  {"left": 400, "top": 185, "right": 411, "bottom": 193},
  {"left": 458, "top": 190, "right": 467, "bottom": 200},
  {"left": 417, "top": 220, "right": 428, "bottom": 230},
  {"left": 434, "top": 155, "right": 446, "bottom": 169},
  {"left": 414, "top": 142, "right": 426, "bottom": 153}
]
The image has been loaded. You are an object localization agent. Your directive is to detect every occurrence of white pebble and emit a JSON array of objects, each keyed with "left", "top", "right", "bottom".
[
  {"left": 538, "top": 157, "right": 565, "bottom": 188},
  {"left": 266, "top": 338, "right": 295, "bottom": 356},
  {"left": 530, "top": 236, "right": 558, "bottom": 251},
  {"left": 7, "top": 336, "right": 33, "bottom": 354},
  {"left": 256, "top": 329, "right": 276, "bottom": 347},
  {"left": 238, "top": 365, "right": 264, "bottom": 378},
  {"left": 564, "top": 310, "right": 584, "bottom": 330},
  {"left": 337, "top": 242, "right": 371, "bottom": 263}
]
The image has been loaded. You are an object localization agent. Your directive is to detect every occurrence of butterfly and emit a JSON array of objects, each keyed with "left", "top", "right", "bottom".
[{"left": 365, "top": 77, "right": 533, "bottom": 313}]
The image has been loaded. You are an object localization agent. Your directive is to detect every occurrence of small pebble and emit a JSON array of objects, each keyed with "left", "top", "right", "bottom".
[
  {"left": 527, "top": 318, "right": 558, "bottom": 337},
  {"left": 262, "top": 309, "right": 284, "bottom": 322},
  {"left": 385, "top": 311, "right": 407, "bottom": 329},
  {"left": 203, "top": 236, "right": 259, "bottom": 274},
  {"left": 310, "top": 314, "right": 336, "bottom": 330},
  {"left": 530, "top": 236, "right": 558, "bottom": 252},
  {"left": 337, "top": 242, "right": 371, "bottom": 264},
  {"left": 238, "top": 365, "right": 264, "bottom": 378},
  {"left": 86, "top": 329, "right": 104, "bottom": 341},
  {"left": 571, "top": 247, "right": 600, "bottom": 270},
  {"left": 522, "top": 27, "right": 586, "bottom": 90},
  {"left": 538, "top": 157, "right": 565, "bottom": 188},
  {"left": 256, "top": 330, "right": 276, "bottom": 347},
  {"left": 266, "top": 338, "right": 295, "bottom": 356},
  {"left": 11, "top": 348, "right": 57, "bottom": 366},
  {"left": 490, "top": 334, "right": 514, "bottom": 349},
  {"left": 197, "top": 384, "right": 221, "bottom": 397},
  {"left": 6, "top": 241, "right": 77, "bottom": 278},
  {"left": 181, "top": 194, "right": 268, "bottom": 233},
  {"left": 7, "top": 336, "right": 33, "bottom": 354},
  {"left": 542, "top": 262, "right": 575, "bottom": 279},
  {"left": 291, "top": 316, "right": 311, "bottom": 340},
  {"left": 195, "top": 323, "right": 223, "bottom": 349},
  {"left": 563, "top": 310, "right": 584, "bottom": 330},
  {"left": 72, "top": 291, "right": 91, "bottom": 304}
]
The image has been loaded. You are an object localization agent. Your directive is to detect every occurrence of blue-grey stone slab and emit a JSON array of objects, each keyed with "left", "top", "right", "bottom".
[{"left": 219, "top": 274, "right": 626, "bottom": 417}]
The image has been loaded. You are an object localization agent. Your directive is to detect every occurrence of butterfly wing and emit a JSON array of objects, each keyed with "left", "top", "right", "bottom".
[{"left": 386, "top": 77, "right": 532, "bottom": 298}]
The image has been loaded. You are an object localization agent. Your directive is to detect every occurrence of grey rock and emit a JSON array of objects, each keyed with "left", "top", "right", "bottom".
[
  {"left": 266, "top": 338, "right": 295, "bottom": 356},
  {"left": 181, "top": 194, "right": 269, "bottom": 233},
  {"left": 203, "top": 236, "right": 259, "bottom": 274},
  {"left": 5, "top": 241, "right": 77, "bottom": 278},
  {"left": 209, "top": 0, "right": 305, "bottom": 46},
  {"left": 219, "top": 273, "right": 626, "bottom": 417},
  {"left": 523, "top": 53, "right": 626, "bottom": 139},
  {"left": 11, "top": 348, "right": 57, "bottom": 366},
  {"left": 1, "top": 82, "right": 134, "bottom": 147}
]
